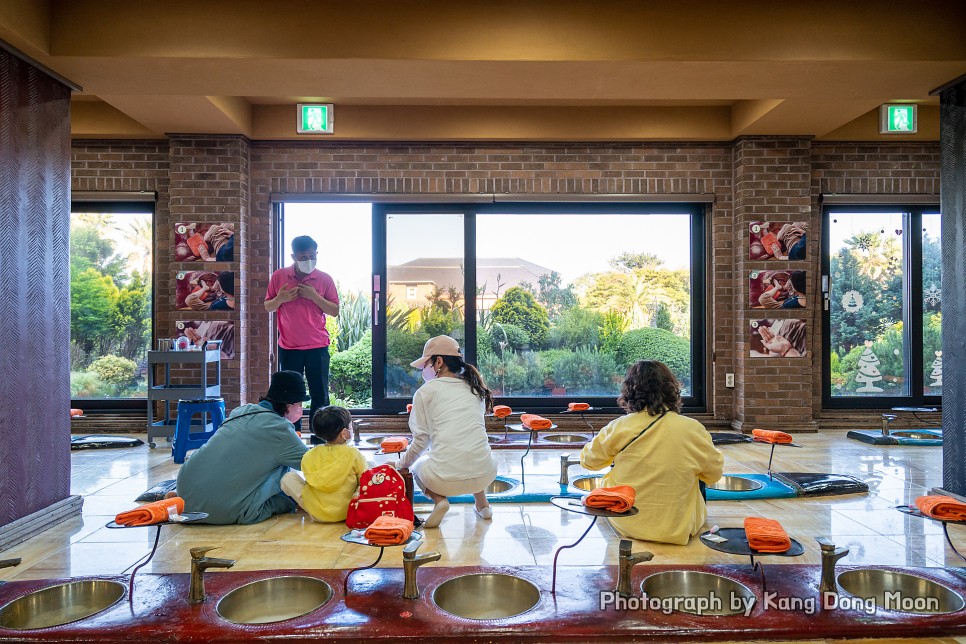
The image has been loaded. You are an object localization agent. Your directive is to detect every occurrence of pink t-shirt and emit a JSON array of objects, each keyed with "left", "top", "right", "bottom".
[{"left": 265, "top": 265, "right": 339, "bottom": 350}]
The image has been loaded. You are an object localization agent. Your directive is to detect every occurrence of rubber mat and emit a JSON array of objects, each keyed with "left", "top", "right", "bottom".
[
  {"left": 135, "top": 479, "right": 178, "bottom": 503},
  {"left": 771, "top": 472, "right": 869, "bottom": 496},
  {"left": 71, "top": 435, "right": 144, "bottom": 450},
  {"left": 847, "top": 429, "right": 942, "bottom": 446}
]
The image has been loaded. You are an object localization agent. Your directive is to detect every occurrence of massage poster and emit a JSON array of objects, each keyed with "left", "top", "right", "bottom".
[
  {"left": 175, "top": 270, "right": 235, "bottom": 311},
  {"left": 749, "top": 319, "right": 807, "bottom": 358},
  {"left": 749, "top": 221, "right": 808, "bottom": 261},
  {"left": 749, "top": 270, "right": 806, "bottom": 310},
  {"left": 175, "top": 321, "right": 235, "bottom": 360},
  {"left": 174, "top": 222, "right": 236, "bottom": 262}
]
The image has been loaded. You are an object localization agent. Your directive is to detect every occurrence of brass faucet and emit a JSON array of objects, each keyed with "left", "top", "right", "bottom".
[
  {"left": 617, "top": 539, "right": 653, "bottom": 597},
  {"left": 816, "top": 537, "right": 849, "bottom": 595},
  {"left": 402, "top": 540, "right": 441, "bottom": 599},
  {"left": 188, "top": 546, "right": 235, "bottom": 604},
  {"left": 558, "top": 453, "right": 582, "bottom": 486},
  {"left": 881, "top": 413, "right": 897, "bottom": 437}
]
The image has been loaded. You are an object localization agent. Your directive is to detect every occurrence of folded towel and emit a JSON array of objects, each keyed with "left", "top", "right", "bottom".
[
  {"left": 493, "top": 405, "right": 512, "bottom": 418},
  {"left": 915, "top": 495, "right": 966, "bottom": 522},
  {"left": 583, "top": 485, "right": 636, "bottom": 513},
  {"left": 743, "top": 517, "right": 791, "bottom": 553},
  {"left": 70, "top": 408, "right": 84, "bottom": 418},
  {"left": 521, "top": 413, "right": 553, "bottom": 431},
  {"left": 381, "top": 436, "right": 409, "bottom": 453},
  {"left": 115, "top": 497, "right": 185, "bottom": 527},
  {"left": 568, "top": 402, "right": 590, "bottom": 411},
  {"left": 406, "top": 403, "right": 413, "bottom": 413},
  {"left": 364, "top": 515, "right": 414, "bottom": 545},
  {"left": 186, "top": 233, "right": 207, "bottom": 257},
  {"left": 752, "top": 428, "right": 793, "bottom": 444}
]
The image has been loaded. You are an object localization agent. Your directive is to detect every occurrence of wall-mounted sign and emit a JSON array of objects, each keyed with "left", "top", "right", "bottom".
[
  {"left": 880, "top": 104, "right": 917, "bottom": 134},
  {"left": 297, "top": 104, "right": 334, "bottom": 134}
]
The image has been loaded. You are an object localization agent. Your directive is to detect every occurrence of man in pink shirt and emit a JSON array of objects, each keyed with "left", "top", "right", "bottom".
[{"left": 264, "top": 236, "right": 340, "bottom": 439}]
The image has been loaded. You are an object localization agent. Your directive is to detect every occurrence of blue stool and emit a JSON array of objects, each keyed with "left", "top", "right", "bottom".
[{"left": 172, "top": 398, "right": 225, "bottom": 464}]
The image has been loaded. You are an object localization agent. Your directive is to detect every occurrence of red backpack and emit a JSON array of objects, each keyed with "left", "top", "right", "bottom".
[{"left": 345, "top": 464, "right": 415, "bottom": 529}]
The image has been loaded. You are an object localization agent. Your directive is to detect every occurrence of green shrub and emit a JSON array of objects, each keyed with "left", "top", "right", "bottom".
[
  {"left": 329, "top": 330, "right": 372, "bottom": 402},
  {"left": 548, "top": 307, "right": 602, "bottom": 350},
  {"left": 87, "top": 355, "right": 137, "bottom": 393},
  {"left": 476, "top": 325, "right": 493, "bottom": 363},
  {"left": 387, "top": 329, "right": 429, "bottom": 367},
  {"left": 491, "top": 323, "right": 529, "bottom": 353},
  {"left": 536, "top": 349, "right": 575, "bottom": 383},
  {"left": 336, "top": 291, "right": 372, "bottom": 351},
  {"left": 616, "top": 327, "right": 691, "bottom": 391},
  {"left": 552, "top": 347, "right": 620, "bottom": 395},
  {"left": 490, "top": 287, "right": 550, "bottom": 349},
  {"left": 70, "top": 371, "right": 112, "bottom": 398}
]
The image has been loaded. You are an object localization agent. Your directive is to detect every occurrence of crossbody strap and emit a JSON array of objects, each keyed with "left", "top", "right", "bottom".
[{"left": 616, "top": 411, "right": 668, "bottom": 455}]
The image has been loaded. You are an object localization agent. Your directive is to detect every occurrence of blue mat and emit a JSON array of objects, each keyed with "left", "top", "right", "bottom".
[
  {"left": 705, "top": 473, "right": 797, "bottom": 501},
  {"left": 847, "top": 429, "right": 942, "bottom": 446}
]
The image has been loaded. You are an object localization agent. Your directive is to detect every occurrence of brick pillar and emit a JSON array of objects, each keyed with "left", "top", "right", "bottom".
[
  {"left": 164, "top": 136, "right": 251, "bottom": 410},
  {"left": 732, "top": 137, "right": 817, "bottom": 432}
]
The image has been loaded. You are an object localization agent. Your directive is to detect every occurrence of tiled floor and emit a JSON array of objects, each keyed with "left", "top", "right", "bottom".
[{"left": 2, "top": 430, "right": 964, "bottom": 582}]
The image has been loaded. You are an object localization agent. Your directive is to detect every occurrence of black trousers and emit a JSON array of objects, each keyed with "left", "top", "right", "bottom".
[{"left": 277, "top": 346, "right": 330, "bottom": 432}]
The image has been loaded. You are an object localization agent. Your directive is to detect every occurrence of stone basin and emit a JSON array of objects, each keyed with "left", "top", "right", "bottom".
[
  {"left": 571, "top": 475, "right": 605, "bottom": 491},
  {"left": 641, "top": 570, "right": 756, "bottom": 616},
  {"left": 0, "top": 580, "right": 125, "bottom": 630},
  {"left": 432, "top": 573, "right": 540, "bottom": 620},
  {"left": 836, "top": 569, "right": 964, "bottom": 614},
  {"left": 216, "top": 576, "right": 333, "bottom": 624},
  {"left": 707, "top": 475, "right": 764, "bottom": 492}
]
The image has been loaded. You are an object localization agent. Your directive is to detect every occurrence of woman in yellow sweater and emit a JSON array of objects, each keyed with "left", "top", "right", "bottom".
[{"left": 579, "top": 360, "right": 724, "bottom": 545}]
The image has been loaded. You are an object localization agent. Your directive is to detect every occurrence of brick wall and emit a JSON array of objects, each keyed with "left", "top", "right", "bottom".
[{"left": 70, "top": 138, "right": 941, "bottom": 430}]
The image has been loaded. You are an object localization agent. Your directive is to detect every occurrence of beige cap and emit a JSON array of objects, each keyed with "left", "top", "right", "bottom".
[{"left": 410, "top": 335, "right": 462, "bottom": 369}]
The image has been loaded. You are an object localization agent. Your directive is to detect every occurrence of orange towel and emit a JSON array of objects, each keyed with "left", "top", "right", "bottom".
[
  {"left": 568, "top": 402, "right": 590, "bottom": 411},
  {"left": 583, "top": 485, "right": 636, "bottom": 513},
  {"left": 916, "top": 495, "right": 966, "bottom": 522},
  {"left": 186, "top": 233, "right": 207, "bottom": 257},
  {"left": 406, "top": 403, "right": 413, "bottom": 413},
  {"left": 364, "top": 516, "right": 414, "bottom": 545},
  {"left": 759, "top": 232, "right": 779, "bottom": 255},
  {"left": 493, "top": 405, "right": 512, "bottom": 418},
  {"left": 70, "top": 408, "right": 84, "bottom": 418},
  {"left": 381, "top": 436, "right": 409, "bottom": 453},
  {"left": 752, "top": 428, "right": 793, "bottom": 444},
  {"left": 521, "top": 413, "right": 553, "bottom": 431},
  {"left": 115, "top": 497, "right": 185, "bottom": 527},
  {"left": 744, "top": 517, "right": 791, "bottom": 553}
]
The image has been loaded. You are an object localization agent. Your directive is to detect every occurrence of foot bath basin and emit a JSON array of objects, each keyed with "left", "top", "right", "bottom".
[
  {"left": 707, "top": 475, "right": 765, "bottom": 492},
  {"left": 216, "top": 576, "right": 333, "bottom": 624},
  {"left": 641, "top": 570, "right": 756, "bottom": 616},
  {"left": 837, "top": 569, "right": 964, "bottom": 614},
  {"left": 0, "top": 580, "right": 125, "bottom": 630},
  {"left": 432, "top": 573, "right": 540, "bottom": 620}
]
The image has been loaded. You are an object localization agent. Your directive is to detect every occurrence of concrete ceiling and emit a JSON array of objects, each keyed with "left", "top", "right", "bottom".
[{"left": 2, "top": 0, "right": 964, "bottom": 141}]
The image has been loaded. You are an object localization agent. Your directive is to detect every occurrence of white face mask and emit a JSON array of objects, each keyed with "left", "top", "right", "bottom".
[
  {"left": 421, "top": 363, "right": 437, "bottom": 383},
  {"left": 296, "top": 259, "right": 316, "bottom": 274}
]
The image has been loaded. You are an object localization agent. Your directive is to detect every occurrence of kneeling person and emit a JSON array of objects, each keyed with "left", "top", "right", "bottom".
[
  {"left": 282, "top": 406, "right": 368, "bottom": 522},
  {"left": 176, "top": 371, "right": 310, "bottom": 524}
]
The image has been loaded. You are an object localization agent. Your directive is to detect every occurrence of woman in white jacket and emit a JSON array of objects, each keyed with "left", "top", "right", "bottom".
[{"left": 395, "top": 336, "right": 498, "bottom": 528}]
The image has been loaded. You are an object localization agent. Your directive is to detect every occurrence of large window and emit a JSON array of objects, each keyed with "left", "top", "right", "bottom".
[
  {"left": 279, "top": 201, "right": 705, "bottom": 412},
  {"left": 823, "top": 205, "right": 940, "bottom": 406},
  {"left": 70, "top": 202, "right": 153, "bottom": 403}
]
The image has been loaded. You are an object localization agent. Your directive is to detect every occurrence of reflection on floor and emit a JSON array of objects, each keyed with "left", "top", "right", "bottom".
[{"left": 2, "top": 431, "right": 962, "bottom": 582}]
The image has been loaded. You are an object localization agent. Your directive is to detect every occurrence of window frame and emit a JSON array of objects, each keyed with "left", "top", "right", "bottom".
[
  {"left": 821, "top": 203, "right": 941, "bottom": 409},
  {"left": 69, "top": 200, "right": 155, "bottom": 411},
  {"left": 371, "top": 201, "right": 707, "bottom": 414}
]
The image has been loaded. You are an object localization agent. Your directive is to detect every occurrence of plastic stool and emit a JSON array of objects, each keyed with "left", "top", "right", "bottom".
[{"left": 172, "top": 398, "right": 225, "bottom": 464}]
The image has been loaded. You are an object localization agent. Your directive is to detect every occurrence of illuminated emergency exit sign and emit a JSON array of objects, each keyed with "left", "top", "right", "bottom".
[
  {"left": 880, "top": 104, "right": 917, "bottom": 134},
  {"left": 297, "top": 104, "right": 334, "bottom": 134}
]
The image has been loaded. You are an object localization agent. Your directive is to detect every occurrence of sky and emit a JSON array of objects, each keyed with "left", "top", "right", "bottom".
[{"left": 284, "top": 203, "right": 692, "bottom": 294}]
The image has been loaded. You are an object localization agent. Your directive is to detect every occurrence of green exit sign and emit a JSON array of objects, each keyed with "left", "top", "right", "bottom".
[
  {"left": 297, "top": 104, "right": 334, "bottom": 134},
  {"left": 880, "top": 104, "right": 917, "bottom": 134}
]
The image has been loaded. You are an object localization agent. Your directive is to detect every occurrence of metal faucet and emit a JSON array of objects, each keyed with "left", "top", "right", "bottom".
[
  {"left": 617, "top": 540, "right": 654, "bottom": 597},
  {"left": 881, "top": 413, "right": 897, "bottom": 437},
  {"left": 402, "top": 540, "right": 441, "bottom": 599},
  {"left": 352, "top": 420, "right": 362, "bottom": 445},
  {"left": 559, "top": 453, "right": 582, "bottom": 486},
  {"left": 816, "top": 537, "right": 849, "bottom": 595},
  {"left": 188, "top": 546, "right": 236, "bottom": 604}
]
